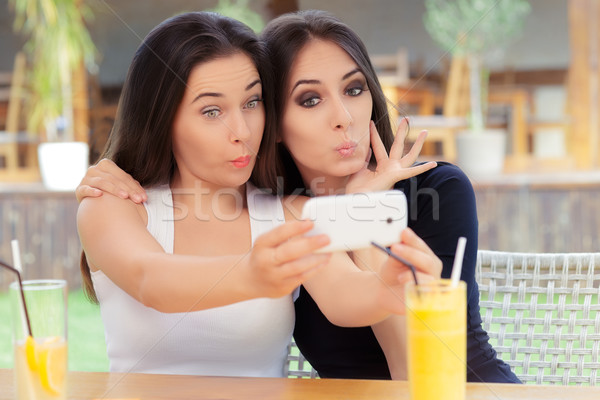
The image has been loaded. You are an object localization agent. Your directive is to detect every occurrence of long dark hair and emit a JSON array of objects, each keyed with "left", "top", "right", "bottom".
[
  {"left": 81, "top": 12, "right": 274, "bottom": 302},
  {"left": 257, "top": 10, "right": 396, "bottom": 194}
]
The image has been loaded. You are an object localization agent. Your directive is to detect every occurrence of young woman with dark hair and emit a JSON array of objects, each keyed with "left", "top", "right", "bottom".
[
  {"left": 77, "top": 11, "right": 440, "bottom": 378},
  {"left": 258, "top": 10, "right": 519, "bottom": 383},
  {"left": 78, "top": 9, "right": 519, "bottom": 384}
]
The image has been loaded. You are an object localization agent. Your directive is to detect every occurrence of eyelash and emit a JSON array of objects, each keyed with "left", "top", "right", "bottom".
[
  {"left": 203, "top": 108, "right": 220, "bottom": 119},
  {"left": 298, "top": 83, "right": 367, "bottom": 108},
  {"left": 245, "top": 98, "right": 263, "bottom": 110},
  {"left": 201, "top": 97, "right": 263, "bottom": 119}
]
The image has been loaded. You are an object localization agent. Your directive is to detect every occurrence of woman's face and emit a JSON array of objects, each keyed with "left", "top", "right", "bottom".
[
  {"left": 281, "top": 39, "right": 373, "bottom": 189},
  {"left": 171, "top": 52, "right": 264, "bottom": 189}
]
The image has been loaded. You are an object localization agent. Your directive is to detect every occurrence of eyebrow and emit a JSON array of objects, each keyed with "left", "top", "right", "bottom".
[
  {"left": 191, "top": 79, "right": 262, "bottom": 104},
  {"left": 290, "top": 68, "right": 363, "bottom": 94}
]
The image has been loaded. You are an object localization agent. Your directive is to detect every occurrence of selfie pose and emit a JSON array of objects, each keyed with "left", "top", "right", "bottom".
[
  {"left": 77, "top": 11, "right": 440, "bottom": 377},
  {"left": 78, "top": 10, "right": 518, "bottom": 383}
]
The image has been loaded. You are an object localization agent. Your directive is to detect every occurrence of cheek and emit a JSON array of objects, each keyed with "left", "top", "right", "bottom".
[
  {"left": 250, "top": 112, "right": 266, "bottom": 144},
  {"left": 353, "top": 97, "right": 373, "bottom": 128},
  {"left": 281, "top": 123, "right": 319, "bottom": 158}
]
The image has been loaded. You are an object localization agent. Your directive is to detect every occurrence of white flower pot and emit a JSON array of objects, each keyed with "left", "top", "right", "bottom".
[
  {"left": 38, "top": 142, "right": 89, "bottom": 191},
  {"left": 456, "top": 129, "right": 506, "bottom": 178}
]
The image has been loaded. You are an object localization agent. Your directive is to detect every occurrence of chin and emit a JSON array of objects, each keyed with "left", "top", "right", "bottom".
[{"left": 337, "top": 157, "right": 366, "bottom": 176}]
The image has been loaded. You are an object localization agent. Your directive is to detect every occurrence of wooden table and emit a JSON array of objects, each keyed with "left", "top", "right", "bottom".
[{"left": 0, "top": 369, "right": 597, "bottom": 400}]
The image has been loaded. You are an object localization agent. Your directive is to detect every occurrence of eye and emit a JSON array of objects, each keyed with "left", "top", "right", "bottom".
[
  {"left": 245, "top": 98, "right": 262, "bottom": 109},
  {"left": 300, "top": 96, "right": 321, "bottom": 108},
  {"left": 203, "top": 108, "right": 221, "bottom": 119},
  {"left": 346, "top": 86, "right": 363, "bottom": 96}
]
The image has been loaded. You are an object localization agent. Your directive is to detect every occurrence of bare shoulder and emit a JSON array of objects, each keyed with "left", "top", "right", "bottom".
[
  {"left": 78, "top": 193, "right": 147, "bottom": 227},
  {"left": 281, "top": 194, "right": 309, "bottom": 222}
]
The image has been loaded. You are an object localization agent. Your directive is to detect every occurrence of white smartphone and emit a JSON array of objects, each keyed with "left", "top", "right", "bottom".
[{"left": 301, "top": 191, "right": 408, "bottom": 253}]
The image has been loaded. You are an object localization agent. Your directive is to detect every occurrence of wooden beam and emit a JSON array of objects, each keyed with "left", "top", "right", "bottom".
[
  {"left": 567, "top": 0, "right": 600, "bottom": 168},
  {"left": 72, "top": 60, "right": 89, "bottom": 143},
  {"left": 489, "top": 69, "right": 567, "bottom": 86}
]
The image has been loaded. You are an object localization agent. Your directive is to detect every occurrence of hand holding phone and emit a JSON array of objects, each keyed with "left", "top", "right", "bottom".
[{"left": 301, "top": 191, "right": 407, "bottom": 253}]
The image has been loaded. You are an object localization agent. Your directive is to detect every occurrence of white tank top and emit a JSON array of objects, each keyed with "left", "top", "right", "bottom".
[{"left": 91, "top": 183, "right": 294, "bottom": 376}]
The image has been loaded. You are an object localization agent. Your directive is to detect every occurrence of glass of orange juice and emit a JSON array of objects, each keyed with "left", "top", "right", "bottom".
[
  {"left": 10, "top": 279, "right": 68, "bottom": 400},
  {"left": 406, "top": 279, "right": 466, "bottom": 400}
]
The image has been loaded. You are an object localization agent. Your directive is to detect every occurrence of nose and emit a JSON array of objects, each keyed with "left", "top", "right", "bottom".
[
  {"left": 330, "top": 95, "right": 353, "bottom": 131},
  {"left": 228, "top": 110, "right": 252, "bottom": 144}
]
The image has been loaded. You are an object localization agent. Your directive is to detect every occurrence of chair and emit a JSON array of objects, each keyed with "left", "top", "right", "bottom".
[
  {"left": 405, "top": 56, "right": 471, "bottom": 162},
  {"left": 406, "top": 57, "right": 533, "bottom": 163},
  {"left": 285, "top": 341, "right": 318, "bottom": 379},
  {"left": 287, "top": 250, "right": 600, "bottom": 385},
  {"left": 476, "top": 250, "right": 600, "bottom": 385}
]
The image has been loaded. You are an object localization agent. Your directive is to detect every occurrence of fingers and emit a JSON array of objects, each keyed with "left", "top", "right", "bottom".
[
  {"left": 369, "top": 120, "right": 389, "bottom": 162},
  {"left": 389, "top": 117, "right": 409, "bottom": 160},
  {"left": 94, "top": 159, "right": 147, "bottom": 203},
  {"left": 75, "top": 185, "right": 103, "bottom": 203},
  {"left": 274, "top": 233, "right": 331, "bottom": 264},
  {"left": 389, "top": 238, "right": 442, "bottom": 279},
  {"left": 85, "top": 173, "right": 132, "bottom": 201},
  {"left": 400, "top": 130, "right": 428, "bottom": 168},
  {"left": 254, "top": 220, "right": 317, "bottom": 248},
  {"left": 280, "top": 253, "right": 332, "bottom": 278},
  {"left": 397, "top": 270, "right": 435, "bottom": 288},
  {"left": 251, "top": 220, "right": 332, "bottom": 298},
  {"left": 399, "top": 161, "right": 437, "bottom": 180},
  {"left": 364, "top": 146, "right": 372, "bottom": 164},
  {"left": 400, "top": 228, "right": 436, "bottom": 257}
]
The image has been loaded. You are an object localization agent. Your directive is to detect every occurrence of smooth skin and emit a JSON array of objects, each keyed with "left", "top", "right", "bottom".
[
  {"left": 77, "top": 42, "right": 442, "bottom": 376},
  {"left": 78, "top": 52, "right": 441, "bottom": 328}
]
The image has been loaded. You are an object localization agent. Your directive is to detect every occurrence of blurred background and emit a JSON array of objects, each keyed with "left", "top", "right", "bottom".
[
  {"left": 0, "top": 0, "right": 598, "bottom": 288},
  {"left": 0, "top": 0, "right": 599, "bottom": 374}
]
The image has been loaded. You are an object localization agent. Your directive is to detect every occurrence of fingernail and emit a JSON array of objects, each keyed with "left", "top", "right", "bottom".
[
  {"left": 119, "top": 191, "right": 128, "bottom": 198},
  {"left": 391, "top": 243, "right": 403, "bottom": 252},
  {"left": 317, "top": 235, "right": 330, "bottom": 245}
]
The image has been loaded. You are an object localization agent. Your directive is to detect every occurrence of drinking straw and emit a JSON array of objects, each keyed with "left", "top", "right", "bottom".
[
  {"left": 11, "top": 240, "right": 29, "bottom": 336},
  {"left": 0, "top": 260, "right": 32, "bottom": 337},
  {"left": 371, "top": 241, "right": 419, "bottom": 286},
  {"left": 11, "top": 240, "right": 23, "bottom": 273},
  {"left": 450, "top": 237, "right": 467, "bottom": 287}
]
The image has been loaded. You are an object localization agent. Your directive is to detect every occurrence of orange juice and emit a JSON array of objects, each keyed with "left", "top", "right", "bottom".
[
  {"left": 406, "top": 280, "right": 466, "bottom": 400},
  {"left": 14, "top": 336, "right": 67, "bottom": 400},
  {"left": 10, "top": 279, "right": 68, "bottom": 400}
]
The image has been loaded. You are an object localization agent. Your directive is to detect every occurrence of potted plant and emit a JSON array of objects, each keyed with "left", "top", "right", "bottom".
[
  {"left": 9, "top": 0, "right": 97, "bottom": 190},
  {"left": 423, "top": 0, "right": 530, "bottom": 176}
]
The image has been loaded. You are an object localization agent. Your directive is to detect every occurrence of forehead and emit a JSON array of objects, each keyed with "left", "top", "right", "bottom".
[
  {"left": 289, "top": 39, "right": 357, "bottom": 81},
  {"left": 185, "top": 52, "right": 260, "bottom": 97}
]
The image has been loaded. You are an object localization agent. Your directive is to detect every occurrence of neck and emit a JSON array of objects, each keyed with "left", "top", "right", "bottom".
[
  {"left": 170, "top": 172, "right": 247, "bottom": 221},
  {"left": 303, "top": 174, "right": 349, "bottom": 197}
]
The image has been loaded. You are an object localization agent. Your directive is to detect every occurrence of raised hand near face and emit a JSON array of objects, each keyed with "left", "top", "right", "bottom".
[{"left": 346, "top": 118, "right": 437, "bottom": 194}]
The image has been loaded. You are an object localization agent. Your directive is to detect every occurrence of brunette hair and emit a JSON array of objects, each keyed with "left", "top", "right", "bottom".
[
  {"left": 81, "top": 12, "right": 274, "bottom": 302},
  {"left": 257, "top": 10, "right": 396, "bottom": 194}
]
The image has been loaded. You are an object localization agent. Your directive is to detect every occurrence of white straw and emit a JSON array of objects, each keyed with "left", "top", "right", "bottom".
[
  {"left": 11, "top": 239, "right": 23, "bottom": 273},
  {"left": 450, "top": 237, "right": 467, "bottom": 287}
]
